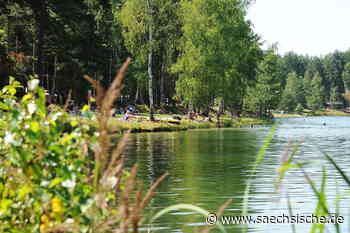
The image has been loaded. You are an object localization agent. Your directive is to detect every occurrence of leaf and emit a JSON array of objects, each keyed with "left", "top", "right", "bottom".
[
  {"left": 22, "top": 93, "right": 33, "bottom": 102},
  {"left": 60, "top": 134, "right": 74, "bottom": 144},
  {"left": 49, "top": 178, "right": 64, "bottom": 188},
  {"left": 242, "top": 124, "right": 277, "bottom": 230},
  {"left": 82, "top": 105, "right": 90, "bottom": 113},
  {"left": 18, "top": 184, "right": 32, "bottom": 200},
  {"left": 8, "top": 87, "right": 16, "bottom": 95},
  {"left": 70, "top": 120, "right": 78, "bottom": 127},
  {"left": 300, "top": 167, "right": 340, "bottom": 233},
  {"left": 0, "top": 199, "right": 13, "bottom": 212},
  {"left": 30, "top": 121, "right": 40, "bottom": 133},
  {"left": 0, "top": 102, "right": 9, "bottom": 110},
  {"left": 286, "top": 192, "right": 296, "bottom": 233},
  {"left": 36, "top": 88, "right": 46, "bottom": 114},
  {"left": 310, "top": 167, "right": 327, "bottom": 233},
  {"left": 324, "top": 153, "right": 350, "bottom": 187}
]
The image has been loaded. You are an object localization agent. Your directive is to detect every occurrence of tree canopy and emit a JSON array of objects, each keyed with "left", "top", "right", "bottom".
[{"left": 2, "top": 0, "right": 350, "bottom": 117}]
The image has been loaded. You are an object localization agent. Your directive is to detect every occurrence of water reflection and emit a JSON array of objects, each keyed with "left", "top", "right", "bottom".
[
  {"left": 124, "top": 129, "right": 262, "bottom": 232},
  {"left": 124, "top": 117, "right": 350, "bottom": 233}
]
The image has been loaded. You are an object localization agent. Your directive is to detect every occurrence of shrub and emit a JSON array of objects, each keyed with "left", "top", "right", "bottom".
[
  {"left": 222, "top": 119, "right": 233, "bottom": 128},
  {"left": 0, "top": 60, "right": 168, "bottom": 233}
]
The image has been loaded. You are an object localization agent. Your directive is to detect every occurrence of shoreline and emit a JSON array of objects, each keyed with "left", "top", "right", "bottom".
[
  {"left": 81, "top": 109, "right": 350, "bottom": 134},
  {"left": 106, "top": 117, "right": 271, "bottom": 134},
  {"left": 274, "top": 109, "right": 350, "bottom": 118}
]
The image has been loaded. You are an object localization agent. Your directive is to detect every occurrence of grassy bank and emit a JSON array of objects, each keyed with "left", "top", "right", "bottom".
[
  {"left": 274, "top": 109, "right": 350, "bottom": 118},
  {"left": 103, "top": 116, "right": 271, "bottom": 133}
]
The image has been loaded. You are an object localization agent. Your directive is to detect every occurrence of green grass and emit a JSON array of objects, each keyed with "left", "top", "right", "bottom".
[
  {"left": 80, "top": 115, "right": 271, "bottom": 134},
  {"left": 108, "top": 118, "right": 188, "bottom": 133},
  {"left": 274, "top": 109, "right": 350, "bottom": 118},
  {"left": 110, "top": 117, "right": 269, "bottom": 133},
  {"left": 312, "top": 109, "right": 350, "bottom": 117}
]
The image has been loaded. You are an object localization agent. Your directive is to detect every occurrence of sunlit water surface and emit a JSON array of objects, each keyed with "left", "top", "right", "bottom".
[{"left": 124, "top": 116, "right": 350, "bottom": 233}]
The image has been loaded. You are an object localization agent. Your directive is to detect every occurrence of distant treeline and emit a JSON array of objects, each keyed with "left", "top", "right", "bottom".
[
  {"left": 277, "top": 51, "right": 350, "bottom": 113},
  {"left": 0, "top": 0, "right": 349, "bottom": 119}
]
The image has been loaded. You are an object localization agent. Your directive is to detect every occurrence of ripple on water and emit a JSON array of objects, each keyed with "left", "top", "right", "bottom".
[{"left": 125, "top": 117, "right": 350, "bottom": 233}]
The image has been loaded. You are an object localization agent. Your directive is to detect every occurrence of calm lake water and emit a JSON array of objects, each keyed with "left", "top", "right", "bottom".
[{"left": 124, "top": 116, "right": 350, "bottom": 233}]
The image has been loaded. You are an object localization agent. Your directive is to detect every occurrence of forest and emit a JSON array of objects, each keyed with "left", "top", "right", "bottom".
[
  {"left": 1, "top": 0, "right": 350, "bottom": 119},
  {"left": 2, "top": 1, "right": 350, "bottom": 233}
]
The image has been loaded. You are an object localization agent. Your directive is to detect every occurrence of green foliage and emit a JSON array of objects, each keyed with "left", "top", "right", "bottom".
[
  {"left": 279, "top": 72, "right": 305, "bottom": 112},
  {"left": 0, "top": 79, "right": 97, "bottom": 232},
  {"left": 0, "top": 28, "right": 6, "bottom": 47},
  {"left": 244, "top": 47, "right": 281, "bottom": 117},
  {"left": 276, "top": 50, "right": 350, "bottom": 112},
  {"left": 295, "top": 103, "right": 303, "bottom": 114},
  {"left": 305, "top": 72, "right": 324, "bottom": 110},
  {"left": 5, "top": 0, "right": 350, "bottom": 115},
  {"left": 173, "top": 0, "right": 261, "bottom": 111},
  {"left": 118, "top": 0, "right": 148, "bottom": 61},
  {"left": 342, "top": 62, "right": 350, "bottom": 92},
  {"left": 0, "top": 78, "right": 161, "bottom": 232}
]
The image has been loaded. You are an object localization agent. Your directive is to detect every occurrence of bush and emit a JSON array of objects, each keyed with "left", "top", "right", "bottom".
[
  {"left": 0, "top": 78, "right": 96, "bottom": 232},
  {"left": 0, "top": 60, "right": 169, "bottom": 233},
  {"left": 222, "top": 119, "right": 233, "bottom": 128}
]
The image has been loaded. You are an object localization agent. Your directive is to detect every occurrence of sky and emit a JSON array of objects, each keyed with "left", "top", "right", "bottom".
[{"left": 247, "top": 0, "right": 350, "bottom": 56}]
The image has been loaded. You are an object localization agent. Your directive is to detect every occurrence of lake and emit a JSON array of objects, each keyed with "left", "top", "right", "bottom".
[{"left": 124, "top": 116, "right": 350, "bottom": 233}]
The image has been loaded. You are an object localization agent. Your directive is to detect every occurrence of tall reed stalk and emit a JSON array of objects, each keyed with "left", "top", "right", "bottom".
[{"left": 242, "top": 125, "right": 277, "bottom": 233}]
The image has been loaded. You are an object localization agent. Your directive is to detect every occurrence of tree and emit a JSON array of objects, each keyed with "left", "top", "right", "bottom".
[
  {"left": 280, "top": 52, "right": 308, "bottom": 78},
  {"left": 341, "top": 62, "right": 350, "bottom": 106},
  {"left": 279, "top": 72, "right": 304, "bottom": 112},
  {"left": 119, "top": 0, "right": 181, "bottom": 120},
  {"left": 303, "top": 69, "right": 313, "bottom": 99},
  {"left": 1, "top": 0, "right": 127, "bottom": 104},
  {"left": 244, "top": 48, "right": 281, "bottom": 117},
  {"left": 342, "top": 62, "right": 350, "bottom": 92},
  {"left": 173, "top": 0, "right": 261, "bottom": 117},
  {"left": 323, "top": 51, "right": 345, "bottom": 106},
  {"left": 306, "top": 72, "right": 324, "bottom": 110}
]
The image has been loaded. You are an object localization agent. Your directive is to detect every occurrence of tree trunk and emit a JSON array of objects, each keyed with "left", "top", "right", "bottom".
[
  {"left": 187, "top": 101, "right": 194, "bottom": 120},
  {"left": 147, "top": 33, "right": 155, "bottom": 121},
  {"left": 32, "top": 39, "right": 35, "bottom": 74},
  {"left": 36, "top": 9, "right": 44, "bottom": 86},
  {"left": 30, "top": 0, "right": 47, "bottom": 87},
  {"left": 216, "top": 99, "right": 224, "bottom": 128},
  {"left": 258, "top": 105, "right": 263, "bottom": 118},
  {"left": 230, "top": 104, "right": 240, "bottom": 118},
  {"left": 140, "top": 86, "right": 145, "bottom": 105},
  {"left": 160, "top": 61, "right": 165, "bottom": 105},
  {"left": 134, "top": 84, "right": 139, "bottom": 104},
  {"left": 147, "top": 0, "right": 155, "bottom": 121},
  {"left": 53, "top": 55, "right": 57, "bottom": 93}
]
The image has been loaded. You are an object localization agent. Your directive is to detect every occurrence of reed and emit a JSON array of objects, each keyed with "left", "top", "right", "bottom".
[{"left": 275, "top": 143, "right": 347, "bottom": 233}]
